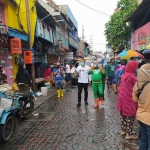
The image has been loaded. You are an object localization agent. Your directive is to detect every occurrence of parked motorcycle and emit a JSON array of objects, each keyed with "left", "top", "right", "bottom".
[{"left": 0, "top": 87, "right": 34, "bottom": 144}]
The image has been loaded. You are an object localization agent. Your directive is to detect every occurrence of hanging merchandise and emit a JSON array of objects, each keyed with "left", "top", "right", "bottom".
[
  {"left": 24, "top": 50, "right": 32, "bottom": 64},
  {"left": 14, "top": 55, "right": 21, "bottom": 65},
  {"left": 10, "top": 38, "right": 22, "bottom": 54}
]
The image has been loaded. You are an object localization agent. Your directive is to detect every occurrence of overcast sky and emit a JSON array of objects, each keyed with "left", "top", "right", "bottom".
[{"left": 52, "top": 0, "right": 118, "bottom": 52}]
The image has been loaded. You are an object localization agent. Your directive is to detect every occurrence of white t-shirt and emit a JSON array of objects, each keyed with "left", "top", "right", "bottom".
[
  {"left": 65, "top": 64, "right": 71, "bottom": 73},
  {"left": 76, "top": 65, "right": 90, "bottom": 83}
]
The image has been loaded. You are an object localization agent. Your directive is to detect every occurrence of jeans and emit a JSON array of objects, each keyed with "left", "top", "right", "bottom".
[
  {"left": 55, "top": 80, "right": 63, "bottom": 90},
  {"left": 78, "top": 83, "right": 88, "bottom": 103},
  {"left": 66, "top": 73, "right": 71, "bottom": 82},
  {"left": 139, "top": 121, "right": 150, "bottom": 150}
]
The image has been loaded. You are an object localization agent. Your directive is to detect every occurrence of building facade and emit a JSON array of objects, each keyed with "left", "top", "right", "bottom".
[{"left": 127, "top": 0, "right": 150, "bottom": 51}]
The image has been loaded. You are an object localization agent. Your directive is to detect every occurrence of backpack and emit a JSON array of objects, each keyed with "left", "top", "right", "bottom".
[{"left": 137, "top": 81, "right": 150, "bottom": 98}]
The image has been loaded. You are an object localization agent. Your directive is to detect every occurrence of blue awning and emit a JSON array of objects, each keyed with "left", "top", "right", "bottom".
[{"left": 8, "top": 28, "right": 28, "bottom": 41}]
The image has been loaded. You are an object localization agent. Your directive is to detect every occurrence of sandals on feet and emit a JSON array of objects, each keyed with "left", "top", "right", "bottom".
[{"left": 125, "top": 135, "right": 138, "bottom": 140}]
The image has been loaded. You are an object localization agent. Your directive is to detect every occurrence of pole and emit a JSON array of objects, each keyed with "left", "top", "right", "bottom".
[{"left": 25, "top": 0, "right": 36, "bottom": 92}]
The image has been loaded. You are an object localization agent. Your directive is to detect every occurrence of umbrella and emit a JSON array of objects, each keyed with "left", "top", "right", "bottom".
[
  {"left": 116, "top": 50, "right": 144, "bottom": 59},
  {"left": 143, "top": 49, "right": 150, "bottom": 54}
]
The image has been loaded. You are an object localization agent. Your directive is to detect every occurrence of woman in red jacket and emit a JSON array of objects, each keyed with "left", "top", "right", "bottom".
[
  {"left": 44, "top": 65, "right": 53, "bottom": 87},
  {"left": 117, "top": 60, "right": 139, "bottom": 140}
]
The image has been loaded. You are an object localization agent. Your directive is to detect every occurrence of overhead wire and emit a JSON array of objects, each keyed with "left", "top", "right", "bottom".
[{"left": 74, "top": 0, "right": 111, "bottom": 17}]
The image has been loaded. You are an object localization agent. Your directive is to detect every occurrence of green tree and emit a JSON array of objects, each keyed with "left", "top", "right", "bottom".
[{"left": 104, "top": 0, "right": 138, "bottom": 51}]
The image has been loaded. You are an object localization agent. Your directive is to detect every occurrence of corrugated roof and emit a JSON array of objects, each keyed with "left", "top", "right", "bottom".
[{"left": 126, "top": 0, "right": 150, "bottom": 21}]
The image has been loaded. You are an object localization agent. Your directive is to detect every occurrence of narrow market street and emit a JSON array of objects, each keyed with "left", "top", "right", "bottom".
[{"left": 0, "top": 86, "right": 139, "bottom": 150}]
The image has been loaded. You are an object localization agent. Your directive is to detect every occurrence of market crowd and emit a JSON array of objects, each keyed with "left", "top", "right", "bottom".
[{"left": 14, "top": 51, "right": 150, "bottom": 150}]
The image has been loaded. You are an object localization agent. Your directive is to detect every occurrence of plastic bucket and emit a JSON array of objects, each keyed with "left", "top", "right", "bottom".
[
  {"left": 44, "top": 83, "right": 50, "bottom": 89},
  {"left": 41, "top": 87, "right": 47, "bottom": 96}
]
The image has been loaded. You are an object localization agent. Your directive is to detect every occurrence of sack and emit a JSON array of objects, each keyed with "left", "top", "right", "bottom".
[
  {"left": 137, "top": 81, "right": 150, "bottom": 98},
  {"left": 12, "top": 82, "right": 19, "bottom": 92}
]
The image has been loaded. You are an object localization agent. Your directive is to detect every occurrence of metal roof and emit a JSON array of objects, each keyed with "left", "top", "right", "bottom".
[{"left": 126, "top": 0, "right": 150, "bottom": 22}]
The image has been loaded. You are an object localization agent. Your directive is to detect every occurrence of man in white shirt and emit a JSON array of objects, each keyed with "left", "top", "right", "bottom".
[
  {"left": 65, "top": 62, "right": 71, "bottom": 84},
  {"left": 76, "top": 58, "right": 90, "bottom": 107}
]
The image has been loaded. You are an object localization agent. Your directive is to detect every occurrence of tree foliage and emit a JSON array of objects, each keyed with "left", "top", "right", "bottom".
[{"left": 104, "top": 0, "right": 138, "bottom": 51}]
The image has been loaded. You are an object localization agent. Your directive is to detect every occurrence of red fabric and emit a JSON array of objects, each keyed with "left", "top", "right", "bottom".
[
  {"left": 44, "top": 68, "right": 52, "bottom": 78},
  {"left": 117, "top": 75, "right": 138, "bottom": 117},
  {"left": 117, "top": 60, "right": 138, "bottom": 117},
  {"left": 121, "top": 61, "right": 139, "bottom": 81}
]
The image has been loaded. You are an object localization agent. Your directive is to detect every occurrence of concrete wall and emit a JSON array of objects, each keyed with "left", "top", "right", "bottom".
[
  {"left": 56, "top": 22, "right": 68, "bottom": 39},
  {"left": 59, "top": 5, "right": 78, "bottom": 29},
  {"left": 131, "top": 22, "right": 150, "bottom": 51}
]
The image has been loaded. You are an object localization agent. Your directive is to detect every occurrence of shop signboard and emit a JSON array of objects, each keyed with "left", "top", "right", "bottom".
[{"left": 64, "top": 52, "right": 73, "bottom": 59}]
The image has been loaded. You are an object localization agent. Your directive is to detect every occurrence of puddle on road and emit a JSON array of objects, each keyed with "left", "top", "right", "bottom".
[{"left": 25, "top": 111, "right": 54, "bottom": 122}]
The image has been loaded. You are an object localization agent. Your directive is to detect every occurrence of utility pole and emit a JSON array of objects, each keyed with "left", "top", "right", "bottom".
[{"left": 25, "top": 0, "right": 36, "bottom": 92}]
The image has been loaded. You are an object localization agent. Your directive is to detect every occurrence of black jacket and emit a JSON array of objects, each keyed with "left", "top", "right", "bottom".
[{"left": 16, "top": 69, "right": 31, "bottom": 87}]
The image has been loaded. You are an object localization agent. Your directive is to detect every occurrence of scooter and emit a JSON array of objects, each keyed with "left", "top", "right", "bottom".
[{"left": 0, "top": 87, "right": 34, "bottom": 144}]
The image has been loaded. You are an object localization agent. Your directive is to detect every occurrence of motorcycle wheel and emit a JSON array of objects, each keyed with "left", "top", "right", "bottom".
[
  {"left": 22, "top": 100, "right": 34, "bottom": 119},
  {"left": 0, "top": 115, "right": 15, "bottom": 144}
]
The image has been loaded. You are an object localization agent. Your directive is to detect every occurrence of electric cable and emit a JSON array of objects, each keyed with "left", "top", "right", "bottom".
[{"left": 75, "top": 0, "right": 110, "bottom": 16}]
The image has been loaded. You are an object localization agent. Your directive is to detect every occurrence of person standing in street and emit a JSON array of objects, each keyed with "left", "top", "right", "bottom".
[
  {"left": 76, "top": 59, "right": 90, "bottom": 107},
  {"left": 106, "top": 58, "right": 115, "bottom": 92},
  {"left": 65, "top": 62, "right": 71, "bottom": 84},
  {"left": 117, "top": 60, "right": 139, "bottom": 140},
  {"left": 53, "top": 65, "right": 64, "bottom": 98},
  {"left": 132, "top": 53, "right": 150, "bottom": 150},
  {"left": 16, "top": 62, "right": 31, "bottom": 93},
  {"left": 88, "top": 60, "right": 105, "bottom": 108}
]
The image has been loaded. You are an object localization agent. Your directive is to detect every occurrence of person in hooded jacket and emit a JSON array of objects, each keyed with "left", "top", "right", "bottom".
[
  {"left": 16, "top": 62, "right": 31, "bottom": 93},
  {"left": 117, "top": 60, "right": 139, "bottom": 140},
  {"left": 132, "top": 53, "right": 150, "bottom": 150}
]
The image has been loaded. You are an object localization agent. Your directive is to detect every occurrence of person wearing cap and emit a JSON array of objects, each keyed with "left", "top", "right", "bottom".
[
  {"left": 65, "top": 62, "right": 71, "bottom": 84},
  {"left": 88, "top": 60, "right": 105, "bottom": 108}
]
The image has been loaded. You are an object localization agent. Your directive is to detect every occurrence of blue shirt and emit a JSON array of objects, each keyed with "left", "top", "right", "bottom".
[{"left": 53, "top": 69, "right": 63, "bottom": 80}]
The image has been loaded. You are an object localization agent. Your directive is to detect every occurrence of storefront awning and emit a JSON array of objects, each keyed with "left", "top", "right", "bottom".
[
  {"left": 8, "top": 28, "right": 28, "bottom": 41},
  {"left": 126, "top": 0, "right": 150, "bottom": 22}
]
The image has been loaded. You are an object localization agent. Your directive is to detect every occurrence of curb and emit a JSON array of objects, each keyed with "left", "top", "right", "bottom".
[{"left": 34, "top": 91, "right": 57, "bottom": 109}]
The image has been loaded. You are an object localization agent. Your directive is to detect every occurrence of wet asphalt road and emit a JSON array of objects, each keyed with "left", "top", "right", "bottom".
[{"left": 0, "top": 86, "right": 139, "bottom": 150}]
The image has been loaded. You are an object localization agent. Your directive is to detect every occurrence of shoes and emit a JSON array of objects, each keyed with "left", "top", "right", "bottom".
[
  {"left": 57, "top": 90, "right": 60, "bottom": 98},
  {"left": 60, "top": 89, "right": 64, "bottom": 97},
  {"left": 94, "top": 98, "right": 99, "bottom": 108},
  {"left": 77, "top": 103, "right": 81, "bottom": 107},
  {"left": 100, "top": 97, "right": 104, "bottom": 106},
  {"left": 85, "top": 102, "right": 88, "bottom": 105}
]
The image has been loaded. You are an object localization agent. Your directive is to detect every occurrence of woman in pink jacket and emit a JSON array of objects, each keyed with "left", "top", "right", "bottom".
[{"left": 117, "top": 60, "right": 139, "bottom": 140}]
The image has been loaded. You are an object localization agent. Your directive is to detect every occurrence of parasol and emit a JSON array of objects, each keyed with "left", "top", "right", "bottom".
[{"left": 116, "top": 50, "right": 144, "bottom": 59}]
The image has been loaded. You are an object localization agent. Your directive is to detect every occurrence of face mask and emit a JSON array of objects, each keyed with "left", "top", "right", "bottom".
[
  {"left": 93, "top": 64, "right": 98, "bottom": 67},
  {"left": 138, "top": 59, "right": 142, "bottom": 63},
  {"left": 80, "top": 62, "right": 84, "bottom": 66}
]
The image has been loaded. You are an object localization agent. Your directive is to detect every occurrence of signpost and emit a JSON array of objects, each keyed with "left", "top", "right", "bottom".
[{"left": 64, "top": 52, "right": 73, "bottom": 59}]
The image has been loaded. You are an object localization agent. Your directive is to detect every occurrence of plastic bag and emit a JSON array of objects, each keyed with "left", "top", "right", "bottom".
[{"left": 12, "top": 82, "right": 19, "bottom": 92}]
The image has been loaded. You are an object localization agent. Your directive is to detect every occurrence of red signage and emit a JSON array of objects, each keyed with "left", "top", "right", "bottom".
[
  {"left": 10, "top": 38, "right": 22, "bottom": 54},
  {"left": 138, "top": 32, "right": 146, "bottom": 45}
]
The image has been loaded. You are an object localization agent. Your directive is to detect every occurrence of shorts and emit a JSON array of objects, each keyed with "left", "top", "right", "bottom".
[{"left": 108, "top": 76, "right": 115, "bottom": 85}]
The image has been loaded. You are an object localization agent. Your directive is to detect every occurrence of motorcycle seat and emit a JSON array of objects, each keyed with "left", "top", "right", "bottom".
[{"left": 16, "top": 92, "right": 33, "bottom": 99}]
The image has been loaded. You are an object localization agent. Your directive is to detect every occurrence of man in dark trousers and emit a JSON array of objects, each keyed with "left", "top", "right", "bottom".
[{"left": 76, "top": 59, "right": 90, "bottom": 107}]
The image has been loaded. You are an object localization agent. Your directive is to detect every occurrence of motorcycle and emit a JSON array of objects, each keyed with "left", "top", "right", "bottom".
[{"left": 0, "top": 86, "right": 34, "bottom": 144}]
